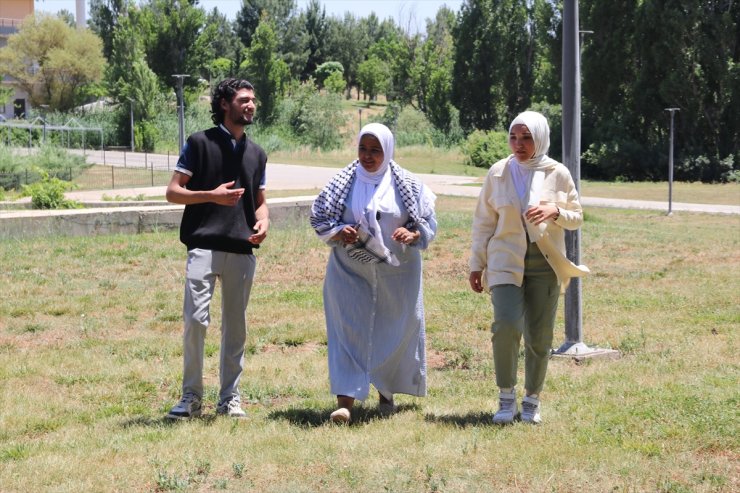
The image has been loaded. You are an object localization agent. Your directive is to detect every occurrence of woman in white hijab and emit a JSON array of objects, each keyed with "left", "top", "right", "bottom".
[
  {"left": 468, "top": 111, "right": 588, "bottom": 424},
  {"left": 310, "top": 123, "right": 437, "bottom": 423}
]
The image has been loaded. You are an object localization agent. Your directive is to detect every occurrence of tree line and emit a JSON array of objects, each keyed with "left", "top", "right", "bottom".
[{"left": 0, "top": 0, "right": 737, "bottom": 182}]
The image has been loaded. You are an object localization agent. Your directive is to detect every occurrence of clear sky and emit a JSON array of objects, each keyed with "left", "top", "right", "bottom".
[{"left": 33, "top": 0, "right": 466, "bottom": 33}]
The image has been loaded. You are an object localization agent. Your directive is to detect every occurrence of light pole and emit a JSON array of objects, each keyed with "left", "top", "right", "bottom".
[
  {"left": 172, "top": 74, "right": 190, "bottom": 151},
  {"left": 665, "top": 108, "right": 680, "bottom": 216},
  {"left": 39, "top": 104, "right": 49, "bottom": 144},
  {"left": 127, "top": 98, "right": 135, "bottom": 151},
  {"left": 554, "top": 0, "right": 618, "bottom": 360}
]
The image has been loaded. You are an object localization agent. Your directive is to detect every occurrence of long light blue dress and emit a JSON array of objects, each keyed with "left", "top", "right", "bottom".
[{"left": 322, "top": 180, "right": 437, "bottom": 401}]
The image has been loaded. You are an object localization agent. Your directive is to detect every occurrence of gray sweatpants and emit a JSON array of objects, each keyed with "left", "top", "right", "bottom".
[
  {"left": 181, "top": 248, "right": 256, "bottom": 403},
  {"left": 490, "top": 242, "right": 559, "bottom": 395}
]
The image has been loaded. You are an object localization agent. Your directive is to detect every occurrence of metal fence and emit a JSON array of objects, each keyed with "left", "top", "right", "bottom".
[{"left": 1, "top": 149, "right": 178, "bottom": 191}]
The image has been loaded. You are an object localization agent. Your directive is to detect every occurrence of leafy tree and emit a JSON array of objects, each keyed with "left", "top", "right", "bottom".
[
  {"left": 324, "top": 14, "right": 372, "bottom": 98},
  {"left": 236, "top": 0, "right": 306, "bottom": 79},
  {"left": 236, "top": 0, "right": 297, "bottom": 48},
  {"left": 324, "top": 71, "right": 346, "bottom": 95},
  {"left": 235, "top": 0, "right": 261, "bottom": 48},
  {"left": 57, "top": 10, "right": 77, "bottom": 27},
  {"left": 0, "top": 86, "right": 13, "bottom": 108},
  {"left": 452, "top": 0, "right": 536, "bottom": 131},
  {"left": 411, "top": 7, "right": 456, "bottom": 132},
  {"left": 0, "top": 14, "right": 106, "bottom": 111},
  {"left": 315, "top": 61, "right": 344, "bottom": 87},
  {"left": 357, "top": 55, "right": 390, "bottom": 100},
  {"left": 300, "top": 0, "right": 328, "bottom": 80},
  {"left": 580, "top": 0, "right": 738, "bottom": 182},
  {"left": 240, "top": 19, "right": 289, "bottom": 124},
  {"left": 105, "top": 6, "right": 144, "bottom": 97},
  {"left": 531, "top": 0, "right": 561, "bottom": 104},
  {"left": 368, "top": 30, "right": 416, "bottom": 104},
  {"left": 277, "top": 79, "right": 346, "bottom": 149},
  {"left": 88, "top": 0, "right": 132, "bottom": 59},
  {"left": 195, "top": 8, "right": 244, "bottom": 81},
  {"left": 138, "top": 0, "right": 206, "bottom": 93}
]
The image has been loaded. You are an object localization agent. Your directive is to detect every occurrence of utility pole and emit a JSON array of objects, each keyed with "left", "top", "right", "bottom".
[
  {"left": 665, "top": 108, "right": 680, "bottom": 216},
  {"left": 554, "top": 0, "right": 617, "bottom": 360},
  {"left": 172, "top": 75, "right": 190, "bottom": 151}
]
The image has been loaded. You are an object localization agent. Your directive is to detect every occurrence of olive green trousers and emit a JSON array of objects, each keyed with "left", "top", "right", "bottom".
[{"left": 490, "top": 242, "right": 559, "bottom": 395}]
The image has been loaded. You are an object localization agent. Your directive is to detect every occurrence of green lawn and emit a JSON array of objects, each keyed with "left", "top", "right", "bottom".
[{"left": 1, "top": 197, "right": 737, "bottom": 492}]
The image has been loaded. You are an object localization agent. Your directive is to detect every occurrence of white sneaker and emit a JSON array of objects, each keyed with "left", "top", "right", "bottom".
[
  {"left": 166, "top": 393, "right": 202, "bottom": 420},
  {"left": 492, "top": 391, "right": 518, "bottom": 424},
  {"left": 216, "top": 398, "right": 247, "bottom": 418},
  {"left": 521, "top": 395, "right": 542, "bottom": 424}
]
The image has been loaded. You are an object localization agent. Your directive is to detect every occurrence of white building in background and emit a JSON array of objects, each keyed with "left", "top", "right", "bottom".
[{"left": 0, "top": 0, "right": 33, "bottom": 120}]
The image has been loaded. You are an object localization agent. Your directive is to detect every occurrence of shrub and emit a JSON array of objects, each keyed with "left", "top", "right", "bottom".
[
  {"left": 462, "top": 129, "right": 509, "bottom": 168},
  {"left": 276, "top": 81, "right": 347, "bottom": 150},
  {"left": 21, "top": 172, "right": 80, "bottom": 209},
  {"left": 375, "top": 104, "right": 463, "bottom": 148},
  {"left": 324, "top": 71, "right": 346, "bottom": 95},
  {"left": 134, "top": 120, "right": 160, "bottom": 153},
  {"left": 32, "top": 145, "right": 87, "bottom": 177}
]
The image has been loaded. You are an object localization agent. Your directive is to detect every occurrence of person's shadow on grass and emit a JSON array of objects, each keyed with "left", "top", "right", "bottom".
[
  {"left": 122, "top": 415, "right": 222, "bottom": 428},
  {"left": 268, "top": 403, "right": 421, "bottom": 428},
  {"left": 423, "top": 411, "right": 494, "bottom": 427}
]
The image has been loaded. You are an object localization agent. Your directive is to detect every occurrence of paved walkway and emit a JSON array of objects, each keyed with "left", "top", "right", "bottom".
[
  {"left": 57, "top": 162, "right": 740, "bottom": 215},
  {"left": 4, "top": 157, "right": 739, "bottom": 215}
]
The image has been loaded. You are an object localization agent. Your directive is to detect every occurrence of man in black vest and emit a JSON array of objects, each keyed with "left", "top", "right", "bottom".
[{"left": 165, "top": 78, "right": 269, "bottom": 419}]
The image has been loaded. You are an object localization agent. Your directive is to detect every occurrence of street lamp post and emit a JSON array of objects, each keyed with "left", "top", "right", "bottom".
[
  {"left": 172, "top": 74, "right": 190, "bottom": 152},
  {"left": 554, "top": 0, "right": 618, "bottom": 360},
  {"left": 127, "top": 98, "right": 135, "bottom": 152},
  {"left": 664, "top": 108, "right": 680, "bottom": 216},
  {"left": 40, "top": 104, "right": 49, "bottom": 144}
]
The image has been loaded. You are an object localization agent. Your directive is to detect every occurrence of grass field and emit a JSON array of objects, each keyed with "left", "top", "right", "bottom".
[{"left": 0, "top": 197, "right": 737, "bottom": 492}]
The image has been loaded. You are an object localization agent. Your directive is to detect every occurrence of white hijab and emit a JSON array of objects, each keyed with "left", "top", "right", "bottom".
[
  {"left": 351, "top": 123, "right": 395, "bottom": 231},
  {"left": 508, "top": 111, "right": 559, "bottom": 214},
  {"left": 507, "top": 111, "right": 558, "bottom": 241}
]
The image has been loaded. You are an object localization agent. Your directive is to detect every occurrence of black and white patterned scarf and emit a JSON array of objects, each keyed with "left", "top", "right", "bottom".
[{"left": 310, "top": 159, "right": 422, "bottom": 237}]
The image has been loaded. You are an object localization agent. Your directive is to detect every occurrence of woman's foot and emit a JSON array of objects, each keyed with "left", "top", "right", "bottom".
[
  {"left": 330, "top": 395, "right": 354, "bottom": 424},
  {"left": 330, "top": 407, "right": 351, "bottom": 423},
  {"left": 378, "top": 392, "right": 395, "bottom": 416}
]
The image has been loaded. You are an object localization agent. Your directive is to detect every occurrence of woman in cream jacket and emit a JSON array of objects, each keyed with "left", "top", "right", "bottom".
[{"left": 468, "top": 111, "right": 588, "bottom": 424}]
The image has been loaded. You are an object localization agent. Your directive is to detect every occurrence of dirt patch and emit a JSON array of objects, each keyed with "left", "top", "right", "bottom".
[{"left": 427, "top": 349, "right": 447, "bottom": 369}]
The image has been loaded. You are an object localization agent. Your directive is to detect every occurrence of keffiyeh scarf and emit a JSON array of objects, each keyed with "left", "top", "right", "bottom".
[{"left": 310, "top": 160, "right": 422, "bottom": 239}]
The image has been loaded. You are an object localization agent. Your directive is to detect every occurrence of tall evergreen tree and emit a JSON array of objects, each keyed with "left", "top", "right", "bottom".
[
  {"left": 138, "top": 0, "right": 206, "bottom": 93},
  {"left": 452, "top": 0, "right": 535, "bottom": 131},
  {"left": 300, "top": 0, "right": 328, "bottom": 80},
  {"left": 240, "top": 19, "right": 289, "bottom": 124}
]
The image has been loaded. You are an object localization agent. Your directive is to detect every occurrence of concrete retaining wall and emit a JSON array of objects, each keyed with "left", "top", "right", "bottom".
[{"left": 0, "top": 196, "right": 315, "bottom": 240}]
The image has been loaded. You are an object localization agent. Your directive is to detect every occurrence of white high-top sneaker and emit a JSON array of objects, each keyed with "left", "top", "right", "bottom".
[
  {"left": 492, "top": 390, "right": 518, "bottom": 424},
  {"left": 521, "top": 395, "right": 542, "bottom": 424}
]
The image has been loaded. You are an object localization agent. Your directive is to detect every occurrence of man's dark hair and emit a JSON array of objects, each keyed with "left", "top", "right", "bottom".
[{"left": 211, "top": 78, "right": 254, "bottom": 125}]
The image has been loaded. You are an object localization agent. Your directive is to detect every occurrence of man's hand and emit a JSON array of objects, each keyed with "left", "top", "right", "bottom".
[
  {"left": 212, "top": 181, "right": 245, "bottom": 206},
  {"left": 248, "top": 218, "right": 269, "bottom": 245}
]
